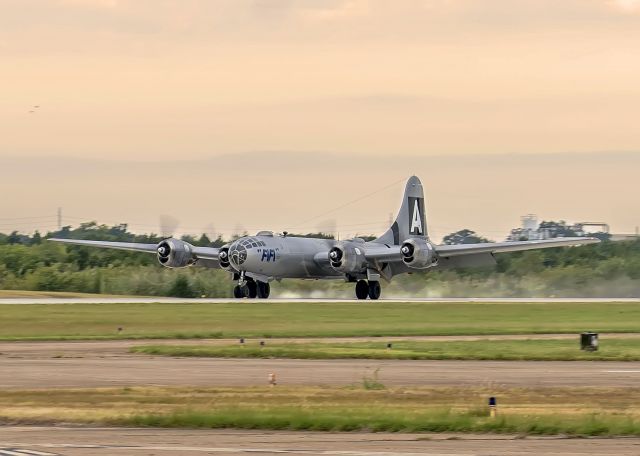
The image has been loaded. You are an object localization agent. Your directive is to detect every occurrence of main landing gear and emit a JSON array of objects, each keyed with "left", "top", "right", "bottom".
[
  {"left": 233, "top": 273, "right": 270, "bottom": 299},
  {"left": 355, "top": 279, "right": 381, "bottom": 300}
]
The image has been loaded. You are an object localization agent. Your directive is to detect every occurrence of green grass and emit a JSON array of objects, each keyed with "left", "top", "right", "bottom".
[
  {"left": 132, "top": 338, "right": 640, "bottom": 361},
  {"left": 120, "top": 407, "right": 640, "bottom": 435},
  {"left": 1, "top": 301, "right": 639, "bottom": 340},
  {"left": 0, "top": 290, "right": 128, "bottom": 298},
  {"left": 3, "top": 385, "right": 640, "bottom": 436}
]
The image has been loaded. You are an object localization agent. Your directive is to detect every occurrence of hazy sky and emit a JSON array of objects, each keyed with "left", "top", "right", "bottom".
[{"left": 1, "top": 0, "right": 639, "bottom": 240}]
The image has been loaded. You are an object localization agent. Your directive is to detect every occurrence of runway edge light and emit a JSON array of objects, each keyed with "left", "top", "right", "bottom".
[
  {"left": 489, "top": 397, "right": 497, "bottom": 418},
  {"left": 580, "top": 332, "right": 599, "bottom": 351}
]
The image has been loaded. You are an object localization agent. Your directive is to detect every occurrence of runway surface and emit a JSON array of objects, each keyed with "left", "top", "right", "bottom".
[
  {"left": 3, "top": 339, "right": 640, "bottom": 455},
  {"left": 3, "top": 338, "right": 640, "bottom": 388},
  {"left": 2, "top": 427, "right": 640, "bottom": 456},
  {"left": 1, "top": 297, "right": 638, "bottom": 304}
]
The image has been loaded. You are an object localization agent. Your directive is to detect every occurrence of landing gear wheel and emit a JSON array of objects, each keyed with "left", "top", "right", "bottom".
[
  {"left": 368, "top": 281, "right": 381, "bottom": 300},
  {"left": 246, "top": 280, "right": 258, "bottom": 299},
  {"left": 233, "top": 285, "right": 243, "bottom": 299},
  {"left": 240, "top": 285, "right": 250, "bottom": 298},
  {"left": 355, "top": 280, "right": 369, "bottom": 300},
  {"left": 257, "top": 281, "right": 271, "bottom": 299}
]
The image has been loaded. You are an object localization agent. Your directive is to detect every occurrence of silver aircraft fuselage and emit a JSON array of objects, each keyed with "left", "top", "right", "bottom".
[{"left": 226, "top": 233, "right": 341, "bottom": 279}]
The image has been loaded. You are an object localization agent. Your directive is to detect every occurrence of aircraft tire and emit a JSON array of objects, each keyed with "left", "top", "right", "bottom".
[
  {"left": 233, "top": 285, "right": 243, "bottom": 299},
  {"left": 257, "top": 281, "right": 270, "bottom": 299},
  {"left": 368, "top": 281, "right": 381, "bottom": 300},
  {"left": 355, "top": 280, "right": 369, "bottom": 300},
  {"left": 247, "top": 280, "right": 258, "bottom": 299}
]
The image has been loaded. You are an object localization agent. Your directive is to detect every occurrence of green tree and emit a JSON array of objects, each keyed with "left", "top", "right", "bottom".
[
  {"left": 166, "top": 275, "right": 197, "bottom": 298},
  {"left": 197, "top": 233, "right": 212, "bottom": 246},
  {"left": 30, "top": 231, "right": 42, "bottom": 245},
  {"left": 288, "top": 232, "right": 335, "bottom": 239},
  {"left": 442, "top": 229, "right": 491, "bottom": 245}
]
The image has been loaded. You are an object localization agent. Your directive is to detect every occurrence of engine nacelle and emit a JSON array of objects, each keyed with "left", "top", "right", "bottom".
[
  {"left": 400, "top": 238, "right": 437, "bottom": 270},
  {"left": 156, "top": 239, "right": 196, "bottom": 268},
  {"left": 328, "top": 241, "right": 367, "bottom": 274}
]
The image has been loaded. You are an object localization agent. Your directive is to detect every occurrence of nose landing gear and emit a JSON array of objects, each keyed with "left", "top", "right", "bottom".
[
  {"left": 355, "top": 279, "right": 381, "bottom": 300},
  {"left": 233, "top": 285, "right": 243, "bottom": 298}
]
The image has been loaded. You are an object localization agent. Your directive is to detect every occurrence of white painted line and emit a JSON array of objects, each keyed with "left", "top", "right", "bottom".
[
  {"left": 11, "top": 451, "right": 58, "bottom": 456},
  {"left": 12, "top": 451, "right": 58, "bottom": 456},
  {"left": 1, "top": 444, "right": 467, "bottom": 456},
  {"left": 0, "top": 450, "right": 57, "bottom": 456}
]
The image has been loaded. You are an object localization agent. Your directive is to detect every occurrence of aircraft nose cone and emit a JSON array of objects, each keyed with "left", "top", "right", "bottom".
[{"left": 228, "top": 240, "right": 247, "bottom": 267}]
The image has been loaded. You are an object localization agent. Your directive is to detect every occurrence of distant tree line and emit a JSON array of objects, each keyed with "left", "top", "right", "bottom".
[{"left": 0, "top": 222, "right": 637, "bottom": 298}]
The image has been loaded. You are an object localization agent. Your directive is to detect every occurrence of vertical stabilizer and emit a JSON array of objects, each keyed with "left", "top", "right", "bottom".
[{"left": 374, "top": 176, "right": 427, "bottom": 245}]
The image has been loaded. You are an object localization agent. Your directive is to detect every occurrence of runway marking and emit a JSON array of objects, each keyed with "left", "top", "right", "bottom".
[
  {"left": 2, "top": 444, "right": 466, "bottom": 456},
  {"left": 0, "top": 450, "right": 58, "bottom": 456}
]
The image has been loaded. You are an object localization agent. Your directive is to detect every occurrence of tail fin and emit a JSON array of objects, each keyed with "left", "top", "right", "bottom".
[{"left": 374, "top": 176, "right": 427, "bottom": 245}]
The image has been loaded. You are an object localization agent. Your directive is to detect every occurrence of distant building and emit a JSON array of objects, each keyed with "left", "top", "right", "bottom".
[
  {"left": 507, "top": 215, "right": 613, "bottom": 241},
  {"left": 508, "top": 215, "right": 546, "bottom": 241}
]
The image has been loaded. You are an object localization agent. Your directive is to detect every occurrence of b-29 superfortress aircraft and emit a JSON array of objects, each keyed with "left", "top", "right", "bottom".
[{"left": 51, "top": 176, "right": 599, "bottom": 300}]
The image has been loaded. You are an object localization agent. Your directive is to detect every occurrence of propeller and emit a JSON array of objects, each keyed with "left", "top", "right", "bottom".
[
  {"left": 157, "top": 240, "right": 171, "bottom": 264},
  {"left": 329, "top": 246, "right": 344, "bottom": 266},
  {"left": 401, "top": 241, "right": 415, "bottom": 263},
  {"left": 204, "top": 223, "right": 217, "bottom": 244},
  {"left": 401, "top": 244, "right": 413, "bottom": 257},
  {"left": 159, "top": 214, "right": 179, "bottom": 239},
  {"left": 316, "top": 218, "right": 337, "bottom": 239}
]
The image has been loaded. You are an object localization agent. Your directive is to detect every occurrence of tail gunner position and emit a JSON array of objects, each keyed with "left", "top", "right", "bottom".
[{"left": 50, "top": 176, "right": 598, "bottom": 300}]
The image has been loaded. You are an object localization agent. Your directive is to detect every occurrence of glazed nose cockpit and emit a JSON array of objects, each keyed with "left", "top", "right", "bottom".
[{"left": 228, "top": 237, "right": 268, "bottom": 269}]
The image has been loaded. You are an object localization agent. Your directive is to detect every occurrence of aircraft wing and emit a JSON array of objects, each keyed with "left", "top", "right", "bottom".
[
  {"left": 314, "top": 244, "right": 402, "bottom": 265},
  {"left": 434, "top": 237, "right": 600, "bottom": 258},
  {"left": 357, "top": 236, "right": 599, "bottom": 264},
  {"left": 48, "top": 238, "right": 221, "bottom": 261},
  {"left": 362, "top": 244, "right": 402, "bottom": 262},
  {"left": 49, "top": 238, "right": 158, "bottom": 253},
  {"left": 318, "top": 236, "right": 599, "bottom": 267}
]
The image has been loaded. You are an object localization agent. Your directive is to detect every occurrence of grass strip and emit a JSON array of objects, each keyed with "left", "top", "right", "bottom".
[
  {"left": 3, "top": 386, "right": 640, "bottom": 436},
  {"left": 132, "top": 338, "right": 640, "bottom": 361},
  {"left": 119, "top": 407, "right": 640, "bottom": 435},
  {"left": 0, "top": 301, "right": 639, "bottom": 341},
  {"left": 0, "top": 290, "right": 129, "bottom": 298}
]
